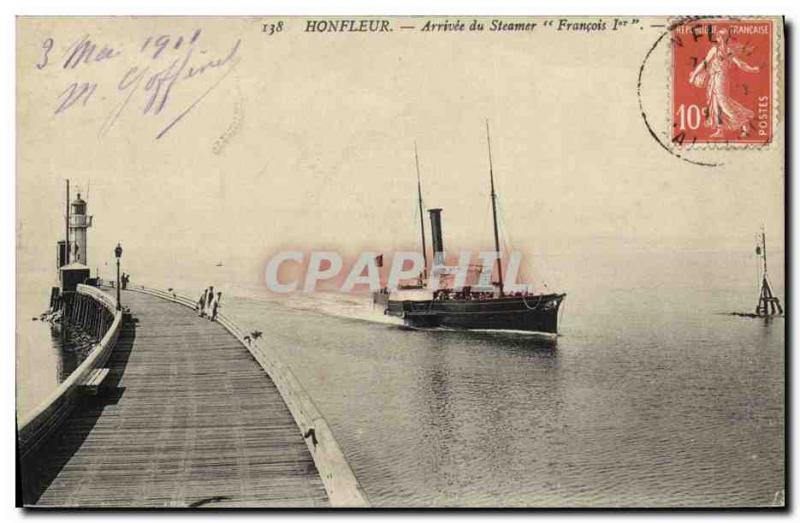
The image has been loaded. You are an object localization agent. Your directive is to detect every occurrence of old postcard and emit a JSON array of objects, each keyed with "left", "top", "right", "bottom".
[{"left": 15, "top": 16, "right": 785, "bottom": 508}]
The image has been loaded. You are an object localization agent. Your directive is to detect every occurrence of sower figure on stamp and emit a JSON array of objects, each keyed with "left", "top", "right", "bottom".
[{"left": 689, "top": 28, "right": 760, "bottom": 138}]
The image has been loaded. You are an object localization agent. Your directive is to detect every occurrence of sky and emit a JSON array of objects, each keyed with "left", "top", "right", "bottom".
[{"left": 16, "top": 16, "right": 785, "bottom": 292}]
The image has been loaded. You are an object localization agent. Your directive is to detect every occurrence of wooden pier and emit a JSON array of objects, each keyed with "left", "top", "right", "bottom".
[{"left": 21, "top": 290, "right": 328, "bottom": 508}]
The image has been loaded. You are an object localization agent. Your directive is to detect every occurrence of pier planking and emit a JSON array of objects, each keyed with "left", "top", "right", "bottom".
[{"left": 23, "top": 290, "right": 328, "bottom": 508}]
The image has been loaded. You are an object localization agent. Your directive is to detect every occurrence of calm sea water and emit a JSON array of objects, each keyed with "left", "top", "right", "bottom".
[
  {"left": 17, "top": 249, "right": 785, "bottom": 506},
  {"left": 16, "top": 293, "right": 93, "bottom": 416}
]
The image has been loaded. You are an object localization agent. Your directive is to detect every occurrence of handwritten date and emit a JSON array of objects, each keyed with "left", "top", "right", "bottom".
[{"left": 39, "top": 30, "right": 241, "bottom": 140}]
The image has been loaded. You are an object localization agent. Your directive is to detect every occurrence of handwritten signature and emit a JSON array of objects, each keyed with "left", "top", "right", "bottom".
[{"left": 39, "top": 30, "right": 241, "bottom": 140}]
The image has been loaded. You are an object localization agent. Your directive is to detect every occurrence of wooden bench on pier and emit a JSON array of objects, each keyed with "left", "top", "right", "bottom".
[{"left": 78, "top": 368, "right": 110, "bottom": 395}]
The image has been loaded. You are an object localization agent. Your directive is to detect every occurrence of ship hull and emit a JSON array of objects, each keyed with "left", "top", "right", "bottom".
[{"left": 382, "top": 293, "right": 566, "bottom": 335}]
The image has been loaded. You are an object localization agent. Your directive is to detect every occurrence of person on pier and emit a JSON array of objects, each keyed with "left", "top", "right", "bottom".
[
  {"left": 211, "top": 292, "right": 222, "bottom": 321},
  {"left": 204, "top": 286, "right": 215, "bottom": 317},
  {"left": 197, "top": 289, "right": 208, "bottom": 317}
]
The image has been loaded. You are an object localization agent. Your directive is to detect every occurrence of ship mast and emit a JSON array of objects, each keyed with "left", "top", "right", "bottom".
[
  {"left": 486, "top": 121, "right": 504, "bottom": 296},
  {"left": 415, "top": 142, "right": 428, "bottom": 280}
]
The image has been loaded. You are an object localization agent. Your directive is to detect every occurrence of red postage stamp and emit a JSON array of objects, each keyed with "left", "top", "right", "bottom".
[{"left": 671, "top": 19, "right": 773, "bottom": 146}]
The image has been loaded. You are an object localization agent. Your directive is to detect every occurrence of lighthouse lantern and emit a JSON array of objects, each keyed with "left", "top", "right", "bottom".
[{"left": 68, "top": 192, "right": 93, "bottom": 265}]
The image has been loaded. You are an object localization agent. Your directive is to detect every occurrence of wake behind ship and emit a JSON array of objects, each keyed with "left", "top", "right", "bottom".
[{"left": 373, "top": 124, "right": 566, "bottom": 335}]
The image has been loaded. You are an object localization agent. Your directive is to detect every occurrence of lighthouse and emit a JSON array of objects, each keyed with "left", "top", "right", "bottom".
[
  {"left": 68, "top": 192, "right": 93, "bottom": 265},
  {"left": 55, "top": 182, "right": 92, "bottom": 295}
]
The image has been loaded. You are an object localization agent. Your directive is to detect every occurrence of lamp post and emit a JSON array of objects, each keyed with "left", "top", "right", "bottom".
[{"left": 114, "top": 243, "right": 123, "bottom": 311}]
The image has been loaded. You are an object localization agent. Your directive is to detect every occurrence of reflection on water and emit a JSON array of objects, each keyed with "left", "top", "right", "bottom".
[
  {"left": 410, "top": 331, "right": 563, "bottom": 505},
  {"left": 54, "top": 323, "right": 95, "bottom": 383},
  {"left": 222, "top": 284, "right": 784, "bottom": 507},
  {"left": 17, "top": 319, "right": 94, "bottom": 417}
]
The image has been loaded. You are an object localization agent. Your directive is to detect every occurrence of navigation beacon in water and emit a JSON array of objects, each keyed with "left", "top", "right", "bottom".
[
  {"left": 373, "top": 123, "right": 566, "bottom": 335},
  {"left": 753, "top": 227, "right": 783, "bottom": 317}
]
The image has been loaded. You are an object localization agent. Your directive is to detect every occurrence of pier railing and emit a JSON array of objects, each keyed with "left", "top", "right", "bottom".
[
  {"left": 129, "top": 285, "right": 370, "bottom": 508},
  {"left": 17, "top": 284, "right": 123, "bottom": 457}
]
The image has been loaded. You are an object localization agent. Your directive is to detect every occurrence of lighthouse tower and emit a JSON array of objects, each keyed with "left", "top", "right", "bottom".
[
  {"left": 68, "top": 192, "right": 93, "bottom": 265},
  {"left": 54, "top": 182, "right": 92, "bottom": 297}
]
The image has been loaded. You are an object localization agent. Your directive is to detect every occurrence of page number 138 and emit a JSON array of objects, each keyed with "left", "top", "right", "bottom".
[{"left": 262, "top": 21, "right": 284, "bottom": 35}]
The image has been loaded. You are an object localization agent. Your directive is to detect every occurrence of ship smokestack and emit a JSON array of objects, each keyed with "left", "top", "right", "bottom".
[{"left": 428, "top": 208, "right": 444, "bottom": 265}]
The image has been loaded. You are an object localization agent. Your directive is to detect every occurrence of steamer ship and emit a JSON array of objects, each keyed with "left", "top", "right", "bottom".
[{"left": 373, "top": 124, "right": 566, "bottom": 335}]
